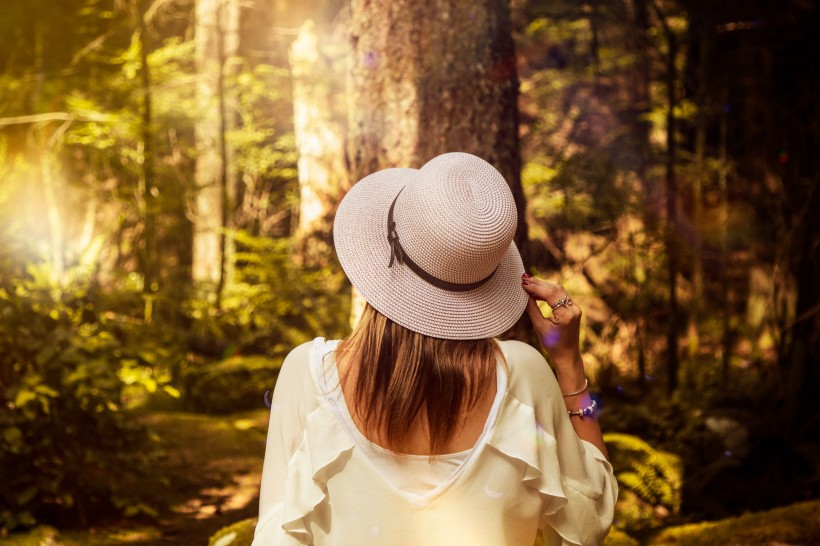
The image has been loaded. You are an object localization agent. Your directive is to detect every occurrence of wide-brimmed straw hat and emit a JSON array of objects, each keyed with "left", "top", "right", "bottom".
[{"left": 333, "top": 152, "right": 528, "bottom": 340}]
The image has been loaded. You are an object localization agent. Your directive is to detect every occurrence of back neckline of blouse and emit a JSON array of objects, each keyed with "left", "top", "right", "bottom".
[{"left": 310, "top": 337, "right": 509, "bottom": 504}]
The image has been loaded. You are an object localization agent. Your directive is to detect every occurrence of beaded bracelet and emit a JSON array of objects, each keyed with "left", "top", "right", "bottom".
[
  {"left": 567, "top": 400, "right": 597, "bottom": 418},
  {"left": 562, "top": 377, "right": 588, "bottom": 398}
]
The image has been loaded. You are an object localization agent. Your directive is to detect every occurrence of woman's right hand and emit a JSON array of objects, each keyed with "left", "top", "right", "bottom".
[
  {"left": 520, "top": 274, "right": 583, "bottom": 367},
  {"left": 521, "top": 274, "right": 610, "bottom": 460}
]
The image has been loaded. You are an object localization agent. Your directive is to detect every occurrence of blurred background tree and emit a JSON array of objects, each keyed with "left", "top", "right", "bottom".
[{"left": 0, "top": 0, "right": 817, "bottom": 542}]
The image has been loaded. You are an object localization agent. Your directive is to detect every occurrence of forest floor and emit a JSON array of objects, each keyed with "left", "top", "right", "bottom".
[
  {"left": 4, "top": 410, "right": 820, "bottom": 546},
  {"left": 3, "top": 410, "right": 270, "bottom": 546}
]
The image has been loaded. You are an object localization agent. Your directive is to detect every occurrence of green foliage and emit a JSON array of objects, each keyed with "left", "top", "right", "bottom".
[
  {"left": 185, "top": 355, "right": 281, "bottom": 414},
  {"left": 604, "top": 432, "right": 682, "bottom": 533},
  {"left": 0, "top": 264, "right": 177, "bottom": 530},
  {"left": 177, "top": 231, "right": 349, "bottom": 413},
  {"left": 185, "top": 230, "right": 350, "bottom": 359},
  {"left": 602, "top": 526, "right": 641, "bottom": 546},
  {"left": 208, "top": 518, "right": 256, "bottom": 546},
  {"left": 601, "top": 386, "right": 820, "bottom": 524}
]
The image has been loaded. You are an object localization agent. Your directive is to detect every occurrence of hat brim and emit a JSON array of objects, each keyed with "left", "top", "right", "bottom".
[{"left": 333, "top": 167, "right": 528, "bottom": 340}]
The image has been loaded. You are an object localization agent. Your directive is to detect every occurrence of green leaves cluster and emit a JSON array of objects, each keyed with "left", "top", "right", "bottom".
[
  {"left": 186, "top": 230, "right": 350, "bottom": 357},
  {"left": 0, "top": 264, "right": 178, "bottom": 530},
  {"left": 605, "top": 432, "right": 682, "bottom": 533}
]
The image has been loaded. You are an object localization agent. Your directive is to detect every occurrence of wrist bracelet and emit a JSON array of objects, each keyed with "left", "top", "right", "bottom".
[
  {"left": 562, "top": 377, "right": 588, "bottom": 398},
  {"left": 567, "top": 400, "right": 597, "bottom": 418}
]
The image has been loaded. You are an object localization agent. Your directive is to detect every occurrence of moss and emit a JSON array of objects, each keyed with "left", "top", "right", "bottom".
[
  {"left": 2, "top": 524, "right": 162, "bottom": 545},
  {"left": 208, "top": 518, "right": 257, "bottom": 546},
  {"left": 604, "top": 526, "right": 641, "bottom": 546},
  {"left": 647, "top": 499, "right": 820, "bottom": 545}
]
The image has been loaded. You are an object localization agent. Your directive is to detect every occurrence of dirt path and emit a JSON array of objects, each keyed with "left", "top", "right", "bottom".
[
  {"left": 139, "top": 410, "right": 268, "bottom": 545},
  {"left": 5, "top": 410, "right": 270, "bottom": 546}
]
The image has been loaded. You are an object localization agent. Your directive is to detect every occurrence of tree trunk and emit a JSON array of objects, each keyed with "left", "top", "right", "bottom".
[
  {"left": 686, "top": 11, "right": 709, "bottom": 388},
  {"left": 347, "top": 0, "right": 528, "bottom": 258},
  {"left": 136, "top": 0, "right": 158, "bottom": 307},
  {"left": 193, "top": 0, "right": 239, "bottom": 306},
  {"left": 347, "top": 0, "right": 529, "bottom": 334},
  {"left": 629, "top": 0, "right": 653, "bottom": 387},
  {"left": 718, "top": 89, "right": 730, "bottom": 386},
  {"left": 654, "top": 4, "right": 680, "bottom": 393},
  {"left": 776, "top": 4, "right": 820, "bottom": 422},
  {"left": 290, "top": 20, "right": 347, "bottom": 268},
  {"left": 781, "top": 182, "right": 820, "bottom": 421}
]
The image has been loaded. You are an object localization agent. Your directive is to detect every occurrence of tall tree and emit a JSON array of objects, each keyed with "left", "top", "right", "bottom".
[
  {"left": 135, "top": 0, "right": 158, "bottom": 306},
  {"left": 628, "top": 0, "right": 655, "bottom": 387},
  {"left": 290, "top": 19, "right": 347, "bottom": 267},
  {"left": 684, "top": 0, "right": 710, "bottom": 386},
  {"left": 193, "top": 0, "right": 239, "bottom": 305},
  {"left": 653, "top": 1, "right": 681, "bottom": 393},
  {"left": 347, "top": 0, "right": 529, "bottom": 259}
]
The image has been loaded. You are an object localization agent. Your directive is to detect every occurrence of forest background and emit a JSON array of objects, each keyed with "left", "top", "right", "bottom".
[{"left": 0, "top": 0, "right": 818, "bottom": 544}]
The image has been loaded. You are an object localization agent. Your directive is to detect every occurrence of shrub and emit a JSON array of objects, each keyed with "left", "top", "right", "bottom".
[
  {"left": 183, "top": 231, "right": 350, "bottom": 360},
  {"left": 0, "top": 265, "right": 174, "bottom": 530},
  {"left": 604, "top": 432, "right": 682, "bottom": 534},
  {"left": 185, "top": 355, "right": 282, "bottom": 414}
]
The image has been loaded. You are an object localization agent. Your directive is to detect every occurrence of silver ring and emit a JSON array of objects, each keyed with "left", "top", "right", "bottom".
[{"left": 551, "top": 294, "right": 573, "bottom": 311}]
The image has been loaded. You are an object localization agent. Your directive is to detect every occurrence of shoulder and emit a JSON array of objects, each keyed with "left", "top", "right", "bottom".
[
  {"left": 497, "top": 339, "right": 559, "bottom": 395},
  {"left": 276, "top": 340, "right": 316, "bottom": 390},
  {"left": 283, "top": 339, "right": 315, "bottom": 365},
  {"left": 497, "top": 339, "right": 549, "bottom": 376}
]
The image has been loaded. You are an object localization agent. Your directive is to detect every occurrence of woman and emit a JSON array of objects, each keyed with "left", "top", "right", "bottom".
[{"left": 253, "top": 153, "right": 617, "bottom": 546}]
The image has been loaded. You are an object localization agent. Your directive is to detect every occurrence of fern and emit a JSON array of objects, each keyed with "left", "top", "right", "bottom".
[{"left": 604, "top": 432, "right": 682, "bottom": 525}]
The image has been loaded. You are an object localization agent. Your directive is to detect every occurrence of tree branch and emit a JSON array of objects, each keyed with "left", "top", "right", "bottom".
[{"left": 0, "top": 112, "right": 116, "bottom": 129}]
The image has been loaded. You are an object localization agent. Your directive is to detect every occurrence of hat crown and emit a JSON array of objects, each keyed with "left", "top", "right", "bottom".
[{"left": 393, "top": 153, "right": 517, "bottom": 285}]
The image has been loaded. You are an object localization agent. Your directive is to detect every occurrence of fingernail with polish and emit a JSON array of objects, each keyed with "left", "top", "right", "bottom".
[{"left": 523, "top": 273, "right": 532, "bottom": 279}]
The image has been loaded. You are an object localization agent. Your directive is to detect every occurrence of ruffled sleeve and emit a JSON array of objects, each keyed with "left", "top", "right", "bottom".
[
  {"left": 252, "top": 340, "right": 314, "bottom": 545},
  {"left": 277, "top": 404, "right": 354, "bottom": 543},
  {"left": 252, "top": 338, "right": 356, "bottom": 546},
  {"left": 494, "top": 341, "right": 618, "bottom": 546}
]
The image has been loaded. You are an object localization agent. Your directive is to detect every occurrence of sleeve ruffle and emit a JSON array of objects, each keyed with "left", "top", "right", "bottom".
[
  {"left": 257, "top": 404, "right": 355, "bottom": 545},
  {"left": 488, "top": 394, "right": 617, "bottom": 546}
]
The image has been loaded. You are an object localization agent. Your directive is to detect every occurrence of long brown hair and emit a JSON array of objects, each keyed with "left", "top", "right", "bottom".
[{"left": 334, "top": 303, "right": 502, "bottom": 455}]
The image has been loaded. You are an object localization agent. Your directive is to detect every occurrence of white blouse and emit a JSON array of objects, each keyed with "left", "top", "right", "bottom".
[{"left": 252, "top": 338, "right": 617, "bottom": 546}]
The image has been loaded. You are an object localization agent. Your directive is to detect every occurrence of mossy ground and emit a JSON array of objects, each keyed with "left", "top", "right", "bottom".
[{"left": 642, "top": 498, "right": 820, "bottom": 546}]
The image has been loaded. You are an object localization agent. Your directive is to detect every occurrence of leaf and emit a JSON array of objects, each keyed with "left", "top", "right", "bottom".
[
  {"left": 34, "top": 384, "right": 59, "bottom": 398},
  {"left": 16, "top": 486, "right": 37, "bottom": 506},
  {"left": 2, "top": 426, "right": 23, "bottom": 450},
  {"left": 13, "top": 389, "right": 37, "bottom": 408},
  {"left": 17, "top": 511, "right": 36, "bottom": 527},
  {"left": 123, "top": 502, "right": 159, "bottom": 518},
  {"left": 162, "top": 385, "right": 181, "bottom": 398}
]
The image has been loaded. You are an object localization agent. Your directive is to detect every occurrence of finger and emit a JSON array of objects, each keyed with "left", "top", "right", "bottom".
[
  {"left": 525, "top": 295, "right": 560, "bottom": 329},
  {"left": 522, "top": 277, "right": 567, "bottom": 307},
  {"left": 525, "top": 297, "right": 563, "bottom": 351},
  {"left": 525, "top": 295, "right": 544, "bottom": 326}
]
